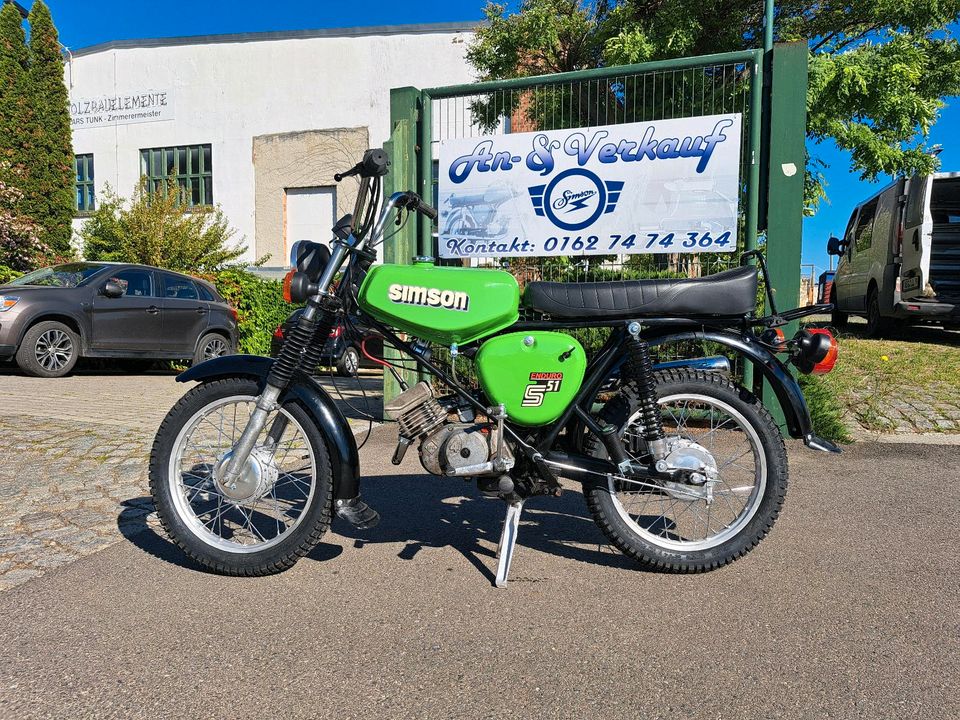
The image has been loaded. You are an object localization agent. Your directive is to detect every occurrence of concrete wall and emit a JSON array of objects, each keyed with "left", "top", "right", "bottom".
[
  {"left": 67, "top": 25, "right": 477, "bottom": 264},
  {"left": 252, "top": 126, "right": 368, "bottom": 264}
]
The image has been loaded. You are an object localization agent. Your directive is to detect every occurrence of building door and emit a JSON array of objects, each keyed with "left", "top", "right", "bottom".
[{"left": 284, "top": 186, "right": 336, "bottom": 264}]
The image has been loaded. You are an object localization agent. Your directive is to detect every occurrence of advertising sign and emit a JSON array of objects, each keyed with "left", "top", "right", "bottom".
[
  {"left": 438, "top": 113, "right": 741, "bottom": 259},
  {"left": 70, "top": 89, "right": 174, "bottom": 129}
]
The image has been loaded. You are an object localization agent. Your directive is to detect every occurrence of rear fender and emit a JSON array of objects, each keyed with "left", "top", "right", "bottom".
[
  {"left": 177, "top": 355, "right": 360, "bottom": 500},
  {"left": 639, "top": 329, "right": 813, "bottom": 441}
]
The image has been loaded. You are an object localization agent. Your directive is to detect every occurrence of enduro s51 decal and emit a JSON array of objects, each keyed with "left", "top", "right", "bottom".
[{"left": 521, "top": 372, "right": 563, "bottom": 407}]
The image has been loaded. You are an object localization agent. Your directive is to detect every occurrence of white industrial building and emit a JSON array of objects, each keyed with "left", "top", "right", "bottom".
[{"left": 67, "top": 22, "right": 480, "bottom": 269}]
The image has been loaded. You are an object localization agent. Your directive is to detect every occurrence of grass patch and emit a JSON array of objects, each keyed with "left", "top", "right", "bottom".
[
  {"left": 798, "top": 373, "right": 852, "bottom": 444},
  {"left": 815, "top": 328, "right": 960, "bottom": 433}
]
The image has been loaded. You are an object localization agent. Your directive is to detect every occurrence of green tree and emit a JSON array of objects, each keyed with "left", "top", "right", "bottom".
[
  {"left": 467, "top": 0, "right": 960, "bottom": 210},
  {"left": 25, "top": 0, "right": 74, "bottom": 255},
  {"left": 81, "top": 180, "right": 247, "bottom": 273},
  {"left": 0, "top": 2, "right": 32, "bottom": 182}
]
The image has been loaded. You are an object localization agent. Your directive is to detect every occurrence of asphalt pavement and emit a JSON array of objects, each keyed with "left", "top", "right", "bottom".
[{"left": 0, "top": 430, "right": 957, "bottom": 720}]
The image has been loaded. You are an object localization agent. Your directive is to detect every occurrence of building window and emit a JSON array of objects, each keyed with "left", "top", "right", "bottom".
[
  {"left": 75, "top": 154, "right": 95, "bottom": 213},
  {"left": 139, "top": 144, "right": 213, "bottom": 207}
]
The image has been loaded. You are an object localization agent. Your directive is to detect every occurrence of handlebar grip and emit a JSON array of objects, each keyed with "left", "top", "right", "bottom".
[{"left": 416, "top": 200, "right": 438, "bottom": 221}]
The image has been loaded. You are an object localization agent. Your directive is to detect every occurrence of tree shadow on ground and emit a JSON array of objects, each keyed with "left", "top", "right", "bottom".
[{"left": 115, "top": 469, "right": 637, "bottom": 585}]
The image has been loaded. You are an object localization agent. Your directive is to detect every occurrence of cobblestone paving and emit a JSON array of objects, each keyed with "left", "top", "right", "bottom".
[
  {"left": 0, "top": 367, "right": 382, "bottom": 592},
  {"left": 0, "top": 416, "right": 154, "bottom": 591}
]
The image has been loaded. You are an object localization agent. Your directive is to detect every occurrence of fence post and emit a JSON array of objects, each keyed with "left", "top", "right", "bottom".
[
  {"left": 383, "top": 86, "right": 422, "bottom": 404},
  {"left": 763, "top": 41, "right": 809, "bottom": 430}
]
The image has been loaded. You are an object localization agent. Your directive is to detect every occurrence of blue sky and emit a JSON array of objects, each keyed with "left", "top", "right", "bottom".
[{"left": 43, "top": 1, "right": 960, "bottom": 276}]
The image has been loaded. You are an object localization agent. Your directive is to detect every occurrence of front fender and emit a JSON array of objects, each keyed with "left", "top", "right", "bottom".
[
  {"left": 177, "top": 355, "right": 360, "bottom": 500},
  {"left": 639, "top": 329, "right": 813, "bottom": 441}
]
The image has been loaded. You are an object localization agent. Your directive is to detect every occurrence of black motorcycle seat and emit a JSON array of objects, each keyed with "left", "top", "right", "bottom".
[{"left": 523, "top": 265, "right": 758, "bottom": 319}]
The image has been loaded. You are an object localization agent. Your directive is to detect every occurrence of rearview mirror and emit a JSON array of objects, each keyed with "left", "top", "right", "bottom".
[
  {"left": 102, "top": 280, "right": 124, "bottom": 298},
  {"left": 826, "top": 236, "right": 846, "bottom": 256}
]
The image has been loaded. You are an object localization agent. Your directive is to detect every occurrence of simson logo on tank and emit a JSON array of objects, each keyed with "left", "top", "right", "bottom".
[
  {"left": 437, "top": 114, "right": 742, "bottom": 259},
  {"left": 388, "top": 284, "right": 470, "bottom": 312}
]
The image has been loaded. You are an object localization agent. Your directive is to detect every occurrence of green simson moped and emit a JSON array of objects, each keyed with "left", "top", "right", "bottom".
[{"left": 149, "top": 149, "right": 839, "bottom": 587}]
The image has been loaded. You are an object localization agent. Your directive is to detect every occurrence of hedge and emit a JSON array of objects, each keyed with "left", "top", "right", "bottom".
[{"left": 204, "top": 267, "right": 294, "bottom": 356}]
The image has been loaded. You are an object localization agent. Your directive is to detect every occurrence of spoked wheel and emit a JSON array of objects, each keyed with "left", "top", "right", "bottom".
[
  {"left": 585, "top": 369, "right": 788, "bottom": 572},
  {"left": 149, "top": 377, "right": 333, "bottom": 575}
]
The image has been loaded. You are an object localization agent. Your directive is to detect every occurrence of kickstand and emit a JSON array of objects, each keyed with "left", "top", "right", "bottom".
[{"left": 494, "top": 501, "right": 524, "bottom": 588}]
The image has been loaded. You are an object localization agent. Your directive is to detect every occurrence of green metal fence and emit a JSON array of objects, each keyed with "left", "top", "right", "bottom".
[
  {"left": 384, "top": 43, "right": 809, "bottom": 421},
  {"left": 419, "top": 50, "right": 763, "bottom": 283}
]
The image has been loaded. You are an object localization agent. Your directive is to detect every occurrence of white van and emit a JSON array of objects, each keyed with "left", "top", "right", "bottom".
[{"left": 828, "top": 172, "right": 960, "bottom": 336}]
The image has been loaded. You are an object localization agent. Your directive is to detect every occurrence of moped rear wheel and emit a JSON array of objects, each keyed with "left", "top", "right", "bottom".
[
  {"left": 149, "top": 377, "right": 333, "bottom": 576},
  {"left": 585, "top": 369, "right": 788, "bottom": 572}
]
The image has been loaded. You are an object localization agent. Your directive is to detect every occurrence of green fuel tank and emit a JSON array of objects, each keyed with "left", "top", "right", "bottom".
[{"left": 358, "top": 261, "right": 520, "bottom": 345}]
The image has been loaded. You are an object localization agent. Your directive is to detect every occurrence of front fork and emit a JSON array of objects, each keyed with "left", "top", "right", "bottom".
[{"left": 218, "top": 296, "right": 338, "bottom": 486}]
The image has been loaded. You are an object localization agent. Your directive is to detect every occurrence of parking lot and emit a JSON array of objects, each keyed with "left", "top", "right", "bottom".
[{"left": 0, "top": 366, "right": 957, "bottom": 719}]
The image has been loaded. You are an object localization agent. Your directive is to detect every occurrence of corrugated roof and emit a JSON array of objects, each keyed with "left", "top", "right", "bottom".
[{"left": 70, "top": 20, "right": 483, "bottom": 58}]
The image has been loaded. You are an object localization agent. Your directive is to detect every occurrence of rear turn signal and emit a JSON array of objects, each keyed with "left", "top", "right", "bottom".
[
  {"left": 811, "top": 329, "right": 839, "bottom": 374},
  {"left": 282, "top": 268, "right": 296, "bottom": 303},
  {"left": 791, "top": 328, "right": 838, "bottom": 375}
]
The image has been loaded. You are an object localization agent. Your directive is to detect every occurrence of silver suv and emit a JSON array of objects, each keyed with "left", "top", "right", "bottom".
[{"left": 0, "top": 262, "right": 237, "bottom": 377}]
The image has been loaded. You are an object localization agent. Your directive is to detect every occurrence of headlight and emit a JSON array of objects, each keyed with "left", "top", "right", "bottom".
[{"left": 0, "top": 296, "right": 20, "bottom": 311}]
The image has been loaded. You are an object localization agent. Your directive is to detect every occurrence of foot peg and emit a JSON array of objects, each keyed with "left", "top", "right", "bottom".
[
  {"left": 494, "top": 500, "right": 523, "bottom": 588},
  {"left": 335, "top": 496, "right": 380, "bottom": 529}
]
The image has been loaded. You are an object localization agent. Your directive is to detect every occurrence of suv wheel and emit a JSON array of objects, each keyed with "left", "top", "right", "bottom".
[
  {"left": 16, "top": 321, "right": 80, "bottom": 378},
  {"left": 336, "top": 345, "right": 360, "bottom": 377},
  {"left": 192, "top": 333, "right": 232, "bottom": 366}
]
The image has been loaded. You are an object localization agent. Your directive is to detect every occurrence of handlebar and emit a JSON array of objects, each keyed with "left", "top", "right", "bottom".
[
  {"left": 358, "top": 191, "right": 437, "bottom": 253},
  {"left": 396, "top": 191, "right": 438, "bottom": 221},
  {"left": 334, "top": 148, "right": 390, "bottom": 182}
]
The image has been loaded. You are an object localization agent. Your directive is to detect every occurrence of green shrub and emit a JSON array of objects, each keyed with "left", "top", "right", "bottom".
[
  {"left": 82, "top": 180, "right": 246, "bottom": 273},
  {"left": 0, "top": 264, "right": 19, "bottom": 284},
  {"left": 205, "top": 267, "right": 293, "bottom": 356},
  {"left": 798, "top": 372, "right": 852, "bottom": 445}
]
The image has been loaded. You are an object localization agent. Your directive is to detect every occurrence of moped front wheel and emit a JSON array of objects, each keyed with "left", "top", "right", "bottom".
[{"left": 149, "top": 377, "right": 333, "bottom": 576}]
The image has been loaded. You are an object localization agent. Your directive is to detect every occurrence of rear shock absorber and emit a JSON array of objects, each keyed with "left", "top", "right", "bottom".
[{"left": 623, "top": 325, "right": 668, "bottom": 461}]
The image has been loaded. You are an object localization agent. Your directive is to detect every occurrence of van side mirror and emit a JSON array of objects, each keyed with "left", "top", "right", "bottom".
[
  {"left": 827, "top": 236, "right": 846, "bottom": 256},
  {"left": 102, "top": 280, "right": 124, "bottom": 298}
]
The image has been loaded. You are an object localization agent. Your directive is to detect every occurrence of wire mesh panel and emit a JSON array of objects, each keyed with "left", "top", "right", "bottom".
[{"left": 423, "top": 52, "right": 762, "bottom": 288}]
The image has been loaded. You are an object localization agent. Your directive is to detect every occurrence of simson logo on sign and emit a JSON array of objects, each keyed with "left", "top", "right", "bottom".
[{"left": 387, "top": 284, "right": 470, "bottom": 312}]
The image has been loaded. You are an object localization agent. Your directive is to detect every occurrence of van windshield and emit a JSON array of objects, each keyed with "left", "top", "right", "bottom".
[{"left": 7, "top": 263, "right": 107, "bottom": 287}]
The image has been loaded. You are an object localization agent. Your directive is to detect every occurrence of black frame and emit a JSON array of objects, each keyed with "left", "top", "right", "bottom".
[{"left": 359, "top": 306, "right": 816, "bottom": 473}]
